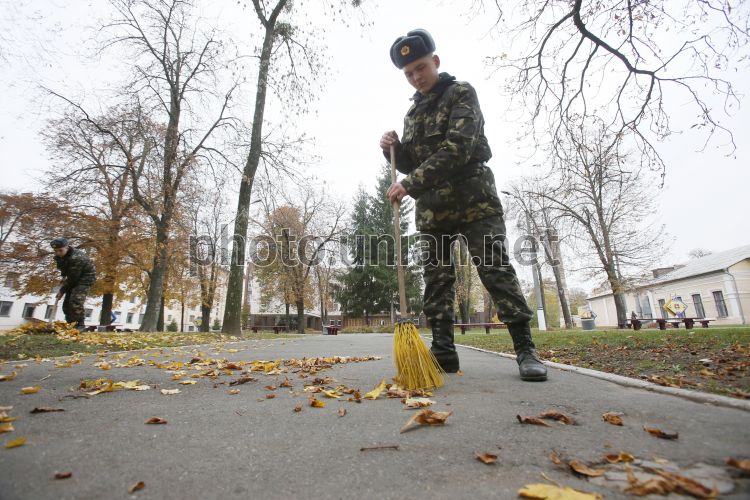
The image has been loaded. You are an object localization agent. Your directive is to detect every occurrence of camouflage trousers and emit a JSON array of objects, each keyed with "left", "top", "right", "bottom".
[
  {"left": 62, "top": 285, "right": 89, "bottom": 327},
  {"left": 421, "top": 214, "right": 533, "bottom": 327}
]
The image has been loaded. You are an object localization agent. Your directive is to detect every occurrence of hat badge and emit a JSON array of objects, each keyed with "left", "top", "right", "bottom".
[{"left": 400, "top": 45, "right": 410, "bottom": 56}]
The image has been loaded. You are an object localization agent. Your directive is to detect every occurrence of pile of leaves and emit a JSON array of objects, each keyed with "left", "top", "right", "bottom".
[{"left": 6, "top": 321, "right": 81, "bottom": 338}]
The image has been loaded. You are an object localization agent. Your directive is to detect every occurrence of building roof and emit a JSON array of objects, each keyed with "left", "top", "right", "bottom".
[
  {"left": 651, "top": 244, "right": 750, "bottom": 285},
  {"left": 586, "top": 244, "right": 750, "bottom": 300}
]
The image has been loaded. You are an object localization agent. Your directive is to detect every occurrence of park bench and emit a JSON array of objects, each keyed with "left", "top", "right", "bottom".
[
  {"left": 325, "top": 325, "right": 340, "bottom": 335},
  {"left": 249, "top": 325, "right": 287, "bottom": 334},
  {"left": 652, "top": 318, "right": 712, "bottom": 330},
  {"left": 456, "top": 322, "right": 507, "bottom": 335}
]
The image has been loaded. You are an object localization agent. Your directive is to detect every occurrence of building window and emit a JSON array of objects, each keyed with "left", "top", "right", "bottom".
[
  {"left": 0, "top": 301, "right": 12, "bottom": 317},
  {"left": 658, "top": 299, "right": 667, "bottom": 319},
  {"left": 692, "top": 294, "right": 705, "bottom": 318},
  {"left": 127, "top": 312, "right": 134, "bottom": 323},
  {"left": 22, "top": 303, "right": 36, "bottom": 319},
  {"left": 167, "top": 314, "right": 172, "bottom": 321},
  {"left": 188, "top": 325, "right": 195, "bottom": 332},
  {"left": 4, "top": 272, "right": 19, "bottom": 289},
  {"left": 139, "top": 313, "right": 145, "bottom": 324},
  {"left": 713, "top": 291, "right": 728, "bottom": 318},
  {"left": 85, "top": 308, "right": 93, "bottom": 319},
  {"left": 45, "top": 305, "right": 54, "bottom": 320},
  {"left": 643, "top": 295, "right": 652, "bottom": 319},
  {"left": 189, "top": 315, "right": 195, "bottom": 322}
]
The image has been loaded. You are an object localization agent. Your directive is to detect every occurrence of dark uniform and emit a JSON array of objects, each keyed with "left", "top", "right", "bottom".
[
  {"left": 54, "top": 246, "right": 96, "bottom": 327},
  {"left": 387, "top": 29, "right": 546, "bottom": 381}
]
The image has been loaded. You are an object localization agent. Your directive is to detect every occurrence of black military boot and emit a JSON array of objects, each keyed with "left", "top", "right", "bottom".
[
  {"left": 430, "top": 320, "right": 460, "bottom": 373},
  {"left": 508, "top": 321, "right": 547, "bottom": 381}
]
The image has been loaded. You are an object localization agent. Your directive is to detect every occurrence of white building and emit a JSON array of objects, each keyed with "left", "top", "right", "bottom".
[{"left": 587, "top": 244, "right": 750, "bottom": 327}]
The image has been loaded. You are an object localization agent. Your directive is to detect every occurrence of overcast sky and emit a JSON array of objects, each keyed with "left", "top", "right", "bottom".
[{"left": 1, "top": 0, "right": 748, "bottom": 293}]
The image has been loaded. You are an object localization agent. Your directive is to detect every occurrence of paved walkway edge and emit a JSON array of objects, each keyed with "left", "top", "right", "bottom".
[{"left": 455, "top": 342, "right": 750, "bottom": 412}]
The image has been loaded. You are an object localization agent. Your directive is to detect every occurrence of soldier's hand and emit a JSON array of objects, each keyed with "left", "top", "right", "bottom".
[
  {"left": 380, "top": 130, "right": 400, "bottom": 153},
  {"left": 387, "top": 182, "right": 408, "bottom": 204}
]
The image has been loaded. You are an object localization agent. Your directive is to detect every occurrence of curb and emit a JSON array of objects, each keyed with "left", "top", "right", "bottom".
[{"left": 456, "top": 343, "right": 750, "bottom": 413}]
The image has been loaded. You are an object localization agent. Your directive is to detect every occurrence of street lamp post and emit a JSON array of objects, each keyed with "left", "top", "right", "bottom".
[{"left": 501, "top": 191, "right": 547, "bottom": 331}]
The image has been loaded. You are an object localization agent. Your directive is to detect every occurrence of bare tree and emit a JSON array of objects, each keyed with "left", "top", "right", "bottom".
[
  {"left": 529, "top": 121, "right": 668, "bottom": 327},
  {"left": 482, "top": 0, "right": 749, "bottom": 176}
]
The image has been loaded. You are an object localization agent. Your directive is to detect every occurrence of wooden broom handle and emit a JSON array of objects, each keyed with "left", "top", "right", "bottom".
[{"left": 390, "top": 145, "right": 408, "bottom": 318}]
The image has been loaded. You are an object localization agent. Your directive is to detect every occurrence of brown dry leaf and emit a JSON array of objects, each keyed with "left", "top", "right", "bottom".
[
  {"left": 228, "top": 389, "right": 240, "bottom": 395},
  {"left": 518, "top": 483, "right": 602, "bottom": 499},
  {"left": 353, "top": 390, "right": 362, "bottom": 403},
  {"left": 338, "top": 408, "right": 347, "bottom": 417},
  {"left": 364, "top": 379, "right": 387, "bottom": 400},
  {"left": 699, "top": 368, "right": 716, "bottom": 377},
  {"left": 179, "top": 380, "right": 197, "bottom": 385},
  {"left": 30, "top": 407, "right": 65, "bottom": 414},
  {"left": 4, "top": 437, "right": 26, "bottom": 449},
  {"left": 308, "top": 396, "right": 325, "bottom": 408},
  {"left": 569, "top": 459, "right": 606, "bottom": 477},
  {"left": 160, "top": 389, "right": 181, "bottom": 395},
  {"left": 265, "top": 393, "right": 275, "bottom": 399},
  {"left": 229, "top": 375, "right": 256, "bottom": 386},
  {"left": 475, "top": 452, "right": 498, "bottom": 465},
  {"left": 602, "top": 412, "right": 624, "bottom": 426},
  {"left": 647, "top": 468, "right": 719, "bottom": 498},
  {"left": 550, "top": 451, "right": 562, "bottom": 465},
  {"left": 403, "top": 397, "right": 435, "bottom": 409},
  {"left": 264, "top": 385, "right": 277, "bottom": 391},
  {"left": 0, "top": 371, "right": 17, "bottom": 381},
  {"left": 293, "top": 404, "right": 303, "bottom": 413},
  {"left": 145, "top": 417, "right": 167, "bottom": 425},
  {"left": 605, "top": 451, "right": 635, "bottom": 464},
  {"left": 128, "top": 481, "right": 145, "bottom": 493},
  {"left": 279, "top": 378, "right": 293, "bottom": 388},
  {"left": 54, "top": 472, "right": 73, "bottom": 480},
  {"left": 539, "top": 410, "right": 576, "bottom": 425},
  {"left": 95, "top": 361, "right": 111, "bottom": 371},
  {"left": 516, "top": 415, "right": 551, "bottom": 427},
  {"left": 400, "top": 409, "right": 453, "bottom": 433},
  {"left": 0, "top": 423, "right": 14, "bottom": 433},
  {"left": 726, "top": 457, "right": 750, "bottom": 473},
  {"left": 20, "top": 386, "right": 41, "bottom": 395},
  {"left": 644, "top": 426, "right": 678, "bottom": 440}
]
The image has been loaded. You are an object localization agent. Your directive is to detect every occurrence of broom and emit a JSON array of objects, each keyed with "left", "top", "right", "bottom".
[{"left": 390, "top": 145, "right": 444, "bottom": 390}]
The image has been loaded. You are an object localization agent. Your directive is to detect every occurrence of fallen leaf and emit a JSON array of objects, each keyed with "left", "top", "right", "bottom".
[
  {"left": 0, "top": 423, "right": 14, "bottom": 433},
  {"left": 726, "top": 457, "right": 750, "bottom": 473},
  {"left": 456, "top": 370, "right": 464, "bottom": 376},
  {"left": 229, "top": 375, "right": 256, "bottom": 386},
  {"left": 539, "top": 410, "right": 576, "bottom": 425},
  {"left": 21, "top": 386, "right": 41, "bottom": 395},
  {"left": 699, "top": 368, "right": 715, "bottom": 377},
  {"left": 605, "top": 451, "right": 635, "bottom": 464},
  {"left": 265, "top": 393, "right": 275, "bottom": 399},
  {"left": 364, "top": 379, "right": 387, "bottom": 400},
  {"left": 145, "top": 417, "right": 167, "bottom": 425},
  {"left": 293, "top": 404, "right": 303, "bottom": 413},
  {"left": 128, "top": 481, "right": 145, "bottom": 493},
  {"left": 644, "top": 426, "right": 678, "bottom": 440},
  {"left": 517, "top": 415, "right": 551, "bottom": 427},
  {"left": 94, "top": 361, "right": 111, "bottom": 370},
  {"left": 0, "top": 406, "right": 12, "bottom": 411},
  {"left": 179, "top": 380, "right": 197, "bottom": 385},
  {"left": 569, "top": 459, "right": 606, "bottom": 477},
  {"left": 338, "top": 408, "right": 347, "bottom": 417},
  {"left": 321, "top": 390, "right": 341, "bottom": 399},
  {"left": 403, "top": 397, "right": 436, "bottom": 409},
  {"left": 518, "top": 483, "right": 602, "bottom": 499},
  {"left": 0, "top": 414, "right": 16, "bottom": 423},
  {"left": 602, "top": 412, "right": 624, "bottom": 426},
  {"left": 0, "top": 371, "right": 18, "bottom": 381},
  {"left": 308, "top": 396, "right": 325, "bottom": 408},
  {"left": 279, "top": 378, "right": 293, "bottom": 388},
  {"left": 475, "top": 452, "right": 498, "bottom": 464},
  {"left": 160, "top": 389, "right": 181, "bottom": 395},
  {"left": 228, "top": 389, "right": 240, "bottom": 395},
  {"left": 4, "top": 437, "right": 26, "bottom": 449},
  {"left": 30, "top": 407, "right": 65, "bottom": 414},
  {"left": 550, "top": 451, "right": 562, "bottom": 465},
  {"left": 400, "top": 409, "right": 453, "bottom": 433},
  {"left": 264, "top": 385, "right": 277, "bottom": 391},
  {"left": 353, "top": 390, "right": 362, "bottom": 403},
  {"left": 54, "top": 472, "right": 72, "bottom": 479}
]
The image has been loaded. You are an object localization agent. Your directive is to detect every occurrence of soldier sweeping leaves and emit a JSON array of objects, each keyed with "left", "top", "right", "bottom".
[
  {"left": 50, "top": 237, "right": 96, "bottom": 331},
  {"left": 380, "top": 29, "right": 547, "bottom": 381}
]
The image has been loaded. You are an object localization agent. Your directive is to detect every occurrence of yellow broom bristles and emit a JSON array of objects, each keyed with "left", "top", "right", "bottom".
[{"left": 393, "top": 321, "right": 444, "bottom": 390}]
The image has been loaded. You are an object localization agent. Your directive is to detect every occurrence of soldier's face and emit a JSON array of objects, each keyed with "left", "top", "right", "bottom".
[
  {"left": 403, "top": 54, "right": 440, "bottom": 94},
  {"left": 53, "top": 246, "right": 68, "bottom": 257}
]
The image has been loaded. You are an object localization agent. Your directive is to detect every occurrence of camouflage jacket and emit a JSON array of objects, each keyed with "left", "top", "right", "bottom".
[
  {"left": 387, "top": 72, "right": 503, "bottom": 230},
  {"left": 55, "top": 247, "right": 96, "bottom": 293}
]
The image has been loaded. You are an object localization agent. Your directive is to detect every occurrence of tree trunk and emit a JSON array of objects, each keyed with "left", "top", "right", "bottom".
[
  {"left": 99, "top": 292, "right": 114, "bottom": 326},
  {"left": 140, "top": 226, "right": 168, "bottom": 331},
  {"left": 285, "top": 302, "right": 290, "bottom": 329},
  {"left": 545, "top": 229, "right": 573, "bottom": 328},
  {"left": 180, "top": 300, "right": 185, "bottom": 333},
  {"left": 201, "top": 305, "right": 211, "bottom": 332},
  {"left": 223, "top": 3, "right": 287, "bottom": 334},
  {"left": 157, "top": 295, "right": 164, "bottom": 332},
  {"left": 296, "top": 298, "right": 304, "bottom": 334}
]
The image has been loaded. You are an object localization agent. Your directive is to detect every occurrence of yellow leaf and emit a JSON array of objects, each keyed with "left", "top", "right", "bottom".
[
  {"left": 0, "top": 372, "right": 17, "bottom": 381},
  {"left": 364, "top": 379, "right": 387, "bottom": 400},
  {"left": 229, "top": 389, "right": 240, "bottom": 395},
  {"left": 518, "top": 483, "right": 602, "bottom": 499},
  {"left": 179, "top": 380, "right": 197, "bottom": 385},
  {"left": 94, "top": 361, "right": 111, "bottom": 370},
  {"left": 160, "top": 389, "right": 181, "bottom": 395},
  {"left": 4, "top": 437, "right": 26, "bottom": 449},
  {"left": 308, "top": 396, "right": 325, "bottom": 408},
  {"left": 21, "top": 386, "right": 41, "bottom": 395},
  {"left": 0, "top": 423, "right": 14, "bottom": 433},
  {"left": 321, "top": 390, "right": 341, "bottom": 399}
]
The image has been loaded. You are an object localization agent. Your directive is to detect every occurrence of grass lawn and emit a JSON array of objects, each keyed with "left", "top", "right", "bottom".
[
  {"left": 454, "top": 327, "right": 750, "bottom": 400},
  {"left": 0, "top": 330, "right": 298, "bottom": 361}
]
